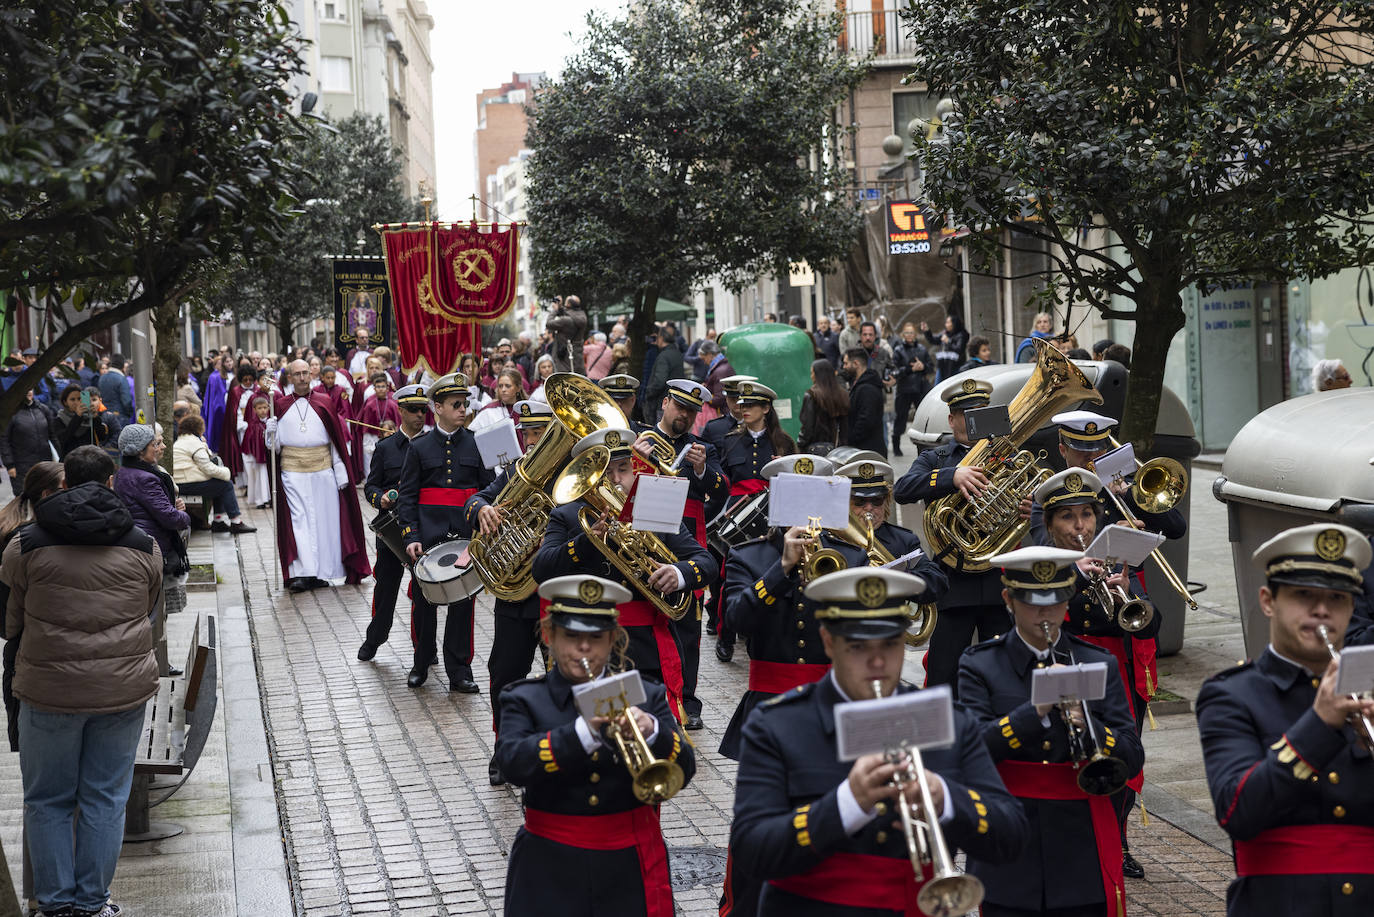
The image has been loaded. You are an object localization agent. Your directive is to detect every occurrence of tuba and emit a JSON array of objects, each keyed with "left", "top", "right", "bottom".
[
  {"left": 551, "top": 445, "right": 692, "bottom": 620},
  {"left": 924, "top": 340, "right": 1102, "bottom": 572},
  {"left": 467, "top": 374, "right": 629, "bottom": 601}
]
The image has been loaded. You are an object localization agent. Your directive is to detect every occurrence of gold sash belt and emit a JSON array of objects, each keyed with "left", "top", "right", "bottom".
[{"left": 280, "top": 444, "right": 332, "bottom": 473}]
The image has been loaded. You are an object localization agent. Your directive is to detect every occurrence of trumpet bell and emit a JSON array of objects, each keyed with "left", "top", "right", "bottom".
[
  {"left": 918, "top": 873, "right": 986, "bottom": 917},
  {"left": 1077, "top": 752, "right": 1131, "bottom": 796},
  {"left": 1131, "top": 457, "right": 1187, "bottom": 514},
  {"left": 1117, "top": 596, "right": 1154, "bottom": 633},
  {"left": 802, "top": 546, "right": 847, "bottom": 584},
  {"left": 552, "top": 446, "right": 611, "bottom": 506},
  {"left": 633, "top": 759, "right": 686, "bottom": 805}
]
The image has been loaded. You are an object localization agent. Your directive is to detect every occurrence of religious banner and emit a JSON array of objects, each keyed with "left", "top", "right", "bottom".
[
  {"left": 332, "top": 256, "right": 392, "bottom": 351},
  {"left": 378, "top": 221, "right": 521, "bottom": 375}
]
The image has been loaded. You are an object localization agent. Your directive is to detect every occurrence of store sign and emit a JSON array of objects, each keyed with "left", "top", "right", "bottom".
[{"left": 885, "top": 201, "right": 934, "bottom": 256}]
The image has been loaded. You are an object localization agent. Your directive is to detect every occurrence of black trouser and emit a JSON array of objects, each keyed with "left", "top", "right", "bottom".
[
  {"left": 505, "top": 830, "right": 650, "bottom": 917},
  {"left": 981, "top": 904, "right": 1105, "bottom": 917},
  {"left": 1112, "top": 682, "right": 1151, "bottom": 848},
  {"left": 178, "top": 477, "right": 241, "bottom": 517},
  {"left": 710, "top": 546, "right": 734, "bottom": 646},
  {"left": 488, "top": 598, "right": 543, "bottom": 735},
  {"left": 924, "top": 603, "right": 1010, "bottom": 687},
  {"left": 671, "top": 605, "right": 702, "bottom": 717},
  {"left": 412, "top": 594, "right": 476, "bottom": 680},
  {"left": 892, "top": 389, "right": 923, "bottom": 449},
  {"left": 364, "top": 538, "right": 406, "bottom": 646}
]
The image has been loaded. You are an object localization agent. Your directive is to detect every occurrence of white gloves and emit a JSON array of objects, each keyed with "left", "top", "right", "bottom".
[{"left": 333, "top": 462, "right": 349, "bottom": 491}]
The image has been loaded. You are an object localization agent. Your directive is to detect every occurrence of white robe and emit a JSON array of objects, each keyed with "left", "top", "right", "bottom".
[{"left": 275, "top": 398, "right": 346, "bottom": 581}]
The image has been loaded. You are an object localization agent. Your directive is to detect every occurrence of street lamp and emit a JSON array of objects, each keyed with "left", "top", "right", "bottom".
[{"left": 356, "top": 228, "right": 367, "bottom": 253}]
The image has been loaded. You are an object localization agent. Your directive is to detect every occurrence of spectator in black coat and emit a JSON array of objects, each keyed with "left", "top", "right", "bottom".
[
  {"left": 0, "top": 389, "right": 55, "bottom": 495},
  {"left": 922, "top": 314, "right": 969, "bottom": 382},
  {"left": 957, "top": 335, "right": 996, "bottom": 373},
  {"left": 841, "top": 347, "right": 887, "bottom": 457},
  {"left": 51, "top": 384, "right": 121, "bottom": 459},
  {"left": 813, "top": 316, "right": 841, "bottom": 367},
  {"left": 797, "top": 359, "right": 849, "bottom": 454},
  {"left": 890, "top": 322, "right": 931, "bottom": 456}
]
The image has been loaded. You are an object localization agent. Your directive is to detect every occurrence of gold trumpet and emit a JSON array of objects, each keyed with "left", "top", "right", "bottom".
[
  {"left": 870, "top": 680, "right": 985, "bottom": 917},
  {"left": 1092, "top": 435, "right": 1197, "bottom": 610},
  {"left": 799, "top": 516, "right": 847, "bottom": 586},
  {"left": 1074, "top": 535, "right": 1154, "bottom": 633},
  {"left": 1040, "top": 622, "right": 1131, "bottom": 796},
  {"left": 551, "top": 445, "right": 691, "bottom": 620},
  {"left": 597, "top": 685, "right": 685, "bottom": 804},
  {"left": 1316, "top": 624, "right": 1374, "bottom": 752}
]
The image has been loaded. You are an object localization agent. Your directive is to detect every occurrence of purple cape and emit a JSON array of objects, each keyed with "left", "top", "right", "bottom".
[{"left": 202, "top": 371, "right": 228, "bottom": 453}]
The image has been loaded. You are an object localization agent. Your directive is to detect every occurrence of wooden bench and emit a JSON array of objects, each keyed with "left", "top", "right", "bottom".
[
  {"left": 180, "top": 492, "right": 211, "bottom": 528},
  {"left": 123, "top": 611, "right": 218, "bottom": 842}
]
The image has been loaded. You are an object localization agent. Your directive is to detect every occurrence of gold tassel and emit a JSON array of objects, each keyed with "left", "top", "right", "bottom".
[
  {"left": 1139, "top": 797, "right": 1150, "bottom": 827},
  {"left": 1147, "top": 703, "right": 1158, "bottom": 731}
]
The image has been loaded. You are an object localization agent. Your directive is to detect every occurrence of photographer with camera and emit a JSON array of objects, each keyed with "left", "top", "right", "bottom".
[
  {"left": 546, "top": 294, "right": 588, "bottom": 374},
  {"left": 840, "top": 347, "right": 887, "bottom": 457}
]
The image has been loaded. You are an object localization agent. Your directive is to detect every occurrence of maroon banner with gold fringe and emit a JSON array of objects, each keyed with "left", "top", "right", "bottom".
[{"left": 378, "top": 222, "right": 520, "bottom": 376}]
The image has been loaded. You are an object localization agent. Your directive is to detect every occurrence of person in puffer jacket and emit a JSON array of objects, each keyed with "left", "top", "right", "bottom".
[{"left": 1, "top": 445, "right": 162, "bottom": 917}]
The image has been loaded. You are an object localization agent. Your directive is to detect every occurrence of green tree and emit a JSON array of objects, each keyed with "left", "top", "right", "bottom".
[
  {"left": 526, "top": 0, "right": 868, "bottom": 370},
  {"left": 0, "top": 0, "right": 310, "bottom": 425},
  {"left": 211, "top": 113, "right": 420, "bottom": 352},
  {"left": 903, "top": 0, "right": 1374, "bottom": 448}
]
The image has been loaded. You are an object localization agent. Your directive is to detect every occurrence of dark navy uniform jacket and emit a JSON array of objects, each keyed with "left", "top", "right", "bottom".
[
  {"left": 363, "top": 428, "right": 414, "bottom": 510},
  {"left": 1196, "top": 649, "right": 1374, "bottom": 916},
  {"left": 719, "top": 531, "right": 869, "bottom": 759},
  {"left": 956, "top": 630, "right": 1144, "bottom": 911},
  {"left": 718, "top": 427, "right": 781, "bottom": 492},
  {"left": 395, "top": 426, "right": 495, "bottom": 547},
  {"left": 891, "top": 439, "right": 1002, "bottom": 607},
  {"left": 466, "top": 465, "right": 542, "bottom": 620},
  {"left": 630, "top": 420, "right": 729, "bottom": 517},
  {"left": 532, "top": 502, "right": 715, "bottom": 597},
  {"left": 730, "top": 676, "right": 1028, "bottom": 917},
  {"left": 701, "top": 414, "right": 739, "bottom": 453},
  {"left": 871, "top": 521, "right": 950, "bottom": 604}
]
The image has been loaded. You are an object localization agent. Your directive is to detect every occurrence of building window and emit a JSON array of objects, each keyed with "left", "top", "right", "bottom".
[
  {"left": 321, "top": 56, "right": 352, "bottom": 94},
  {"left": 892, "top": 91, "right": 937, "bottom": 155},
  {"left": 322, "top": 2, "right": 346, "bottom": 21}
]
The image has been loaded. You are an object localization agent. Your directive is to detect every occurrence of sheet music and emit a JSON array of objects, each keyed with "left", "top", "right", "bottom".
[
  {"left": 1030, "top": 662, "right": 1109, "bottom": 707},
  {"left": 834, "top": 686, "right": 955, "bottom": 760},
  {"left": 767, "top": 473, "right": 851, "bottom": 529},
  {"left": 1336, "top": 644, "right": 1374, "bottom": 696},
  {"left": 572, "top": 669, "right": 648, "bottom": 721}
]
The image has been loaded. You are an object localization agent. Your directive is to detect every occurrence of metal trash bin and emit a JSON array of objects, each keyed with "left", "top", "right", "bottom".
[
  {"left": 1212, "top": 388, "right": 1374, "bottom": 658},
  {"left": 904, "top": 360, "right": 1199, "bottom": 655}
]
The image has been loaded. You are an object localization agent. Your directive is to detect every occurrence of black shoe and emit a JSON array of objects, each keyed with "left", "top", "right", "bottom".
[
  {"left": 683, "top": 714, "right": 704, "bottom": 731},
  {"left": 488, "top": 755, "right": 505, "bottom": 786},
  {"left": 210, "top": 520, "right": 230, "bottom": 533},
  {"left": 229, "top": 520, "right": 257, "bottom": 534},
  {"left": 1122, "top": 850, "right": 1144, "bottom": 879},
  {"left": 357, "top": 641, "right": 378, "bottom": 662},
  {"left": 715, "top": 639, "right": 734, "bottom": 663},
  {"left": 287, "top": 577, "right": 310, "bottom": 593},
  {"left": 892, "top": 444, "right": 903, "bottom": 457},
  {"left": 164, "top": 666, "right": 183, "bottom": 678},
  {"left": 407, "top": 667, "right": 428, "bottom": 688},
  {"left": 450, "top": 677, "right": 480, "bottom": 694},
  {"left": 308, "top": 577, "right": 331, "bottom": 589},
  {"left": 429, "top": 654, "right": 439, "bottom": 667},
  {"left": 705, "top": 622, "right": 718, "bottom": 636}
]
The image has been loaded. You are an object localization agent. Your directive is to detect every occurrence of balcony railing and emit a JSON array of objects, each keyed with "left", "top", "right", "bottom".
[{"left": 839, "top": 10, "right": 919, "bottom": 63}]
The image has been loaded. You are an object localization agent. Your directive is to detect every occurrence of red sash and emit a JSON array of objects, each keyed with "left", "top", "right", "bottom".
[
  {"left": 770, "top": 852, "right": 931, "bottom": 912},
  {"left": 998, "top": 761, "right": 1126, "bottom": 916},
  {"left": 684, "top": 497, "right": 707, "bottom": 548},
  {"left": 728, "top": 478, "right": 768, "bottom": 498},
  {"left": 418, "top": 486, "right": 477, "bottom": 507},
  {"left": 747, "top": 660, "right": 830, "bottom": 695},
  {"left": 1235, "top": 825, "right": 1374, "bottom": 876},
  {"left": 524, "top": 807, "right": 672, "bottom": 917},
  {"left": 1076, "top": 634, "right": 1146, "bottom": 793},
  {"left": 618, "top": 599, "right": 686, "bottom": 720}
]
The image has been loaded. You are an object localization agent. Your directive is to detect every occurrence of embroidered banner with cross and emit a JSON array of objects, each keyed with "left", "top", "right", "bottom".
[{"left": 377, "top": 222, "right": 521, "bottom": 376}]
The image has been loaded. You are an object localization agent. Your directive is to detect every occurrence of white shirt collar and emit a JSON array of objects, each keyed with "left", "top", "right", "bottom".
[
  {"left": 1015, "top": 627, "right": 1054, "bottom": 662},
  {"left": 1266, "top": 643, "right": 1320, "bottom": 678}
]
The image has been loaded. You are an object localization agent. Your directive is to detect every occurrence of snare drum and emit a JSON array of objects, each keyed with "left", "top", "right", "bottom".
[
  {"left": 413, "top": 538, "right": 484, "bottom": 605},
  {"left": 706, "top": 490, "right": 771, "bottom": 554},
  {"left": 368, "top": 509, "right": 410, "bottom": 565}
]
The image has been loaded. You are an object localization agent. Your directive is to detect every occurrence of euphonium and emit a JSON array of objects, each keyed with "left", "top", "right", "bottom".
[
  {"left": 1040, "top": 621, "right": 1131, "bottom": 796},
  {"left": 468, "top": 374, "right": 629, "bottom": 601},
  {"left": 599, "top": 686, "right": 685, "bottom": 804},
  {"left": 551, "top": 445, "right": 691, "bottom": 620},
  {"left": 1316, "top": 624, "right": 1374, "bottom": 752},
  {"left": 924, "top": 339, "right": 1102, "bottom": 572},
  {"left": 870, "top": 680, "right": 984, "bottom": 917},
  {"left": 799, "top": 516, "right": 848, "bottom": 586},
  {"left": 833, "top": 510, "right": 938, "bottom": 646}
]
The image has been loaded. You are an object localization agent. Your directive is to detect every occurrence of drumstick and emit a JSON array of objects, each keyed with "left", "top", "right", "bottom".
[{"left": 345, "top": 417, "right": 392, "bottom": 433}]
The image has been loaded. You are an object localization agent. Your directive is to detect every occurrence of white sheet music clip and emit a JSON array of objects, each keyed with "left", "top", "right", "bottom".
[
  {"left": 834, "top": 685, "right": 956, "bottom": 761},
  {"left": 572, "top": 669, "right": 648, "bottom": 722},
  {"left": 1091, "top": 443, "right": 1136, "bottom": 486},
  {"left": 474, "top": 418, "right": 522, "bottom": 469},
  {"left": 1084, "top": 525, "right": 1165, "bottom": 568},
  {"left": 1030, "top": 662, "right": 1109, "bottom": 707},
  {"left": 767, "top": 473, "right": 851, "bottom": 529},
  {"left": 1336, "top": 644, "right": 1374, "bottom": 696}
]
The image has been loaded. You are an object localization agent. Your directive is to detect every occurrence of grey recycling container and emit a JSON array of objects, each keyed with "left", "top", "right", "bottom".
[
  {"left": 903, "top": 359, "right": 1200, "bottom": 655},
  {"left": 1212, "top": 388, "right": 1374, "bottom": 659}
]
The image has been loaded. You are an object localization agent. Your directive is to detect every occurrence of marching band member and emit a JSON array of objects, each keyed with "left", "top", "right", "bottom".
[
  {"left": 496, "top": 575, "right": 694, "bottom": 917},
  {"left": 957, "top": 546, "right": 1143, "bottom": 917},
  {"left": 598, "top": 373, "right": 640, "bottom": 424},
  {"left": 729, "top": 568, "right": 1028, "bottom": 917},
  {"left": 701, "top": 373, "right": 757, "bottom": 656},
  {"left": 893, "top": 380, "right": 1013, "bottom": 686},
  {"left": 357, "top": 383, "right": 431, "bottom": 665},
  {"left": 267, "top": 359, "right": 371, "bottom": 593},
  {"left": 701, "top": 373, "right": 757, "bottom": 451},
  {"left": 1035, "top": 467, "right": 1159, "bottom": 878},
  {"left": 715, "top": 382, "right": 794, "bottom": 664},
  {"left": 632, "top": 378, "right": 727, "bottom": 731},
  {"left": 1196, "top": 524, "right": 1374, "bottom": 916},
  {"left": 532, "top": 427, "right": 715, "bottom": 718},
  {"left": 397, "top": 373, "right": 495, "bottom": 691},
  {"left": 469, "top": 399, "right": 556, "bottom": 786},
  {"left": 833, "top": 459, "right": 950, "bottom": 600}
]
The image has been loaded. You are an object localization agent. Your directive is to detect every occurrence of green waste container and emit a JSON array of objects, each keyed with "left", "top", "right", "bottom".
[{"left": 718, "top": 323, "right": 814, "bottom": 440}]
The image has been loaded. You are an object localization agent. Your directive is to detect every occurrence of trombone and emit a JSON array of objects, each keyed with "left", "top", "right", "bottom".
[
  {"left": 1316, "top": 625, "right": 1374, "bottom": 752},
  {"left": 870, "top": 680, "right": 984, "bottom": 917},
  {"left": 1039, "top": 622, "right": 1131, "bottom": 796},
  {"left": 1090, "top": 436, "right": 1198, "bottom": 610},
  {"left": 1074, "top": 535, "right": 1155, "bottom": 633},
  {"left": 593, "top": 676, "right": 686, "bottom": 805}
]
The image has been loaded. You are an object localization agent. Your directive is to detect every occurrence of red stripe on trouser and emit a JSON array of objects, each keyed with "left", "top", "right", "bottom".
[
  {"left": 1235, "top": 825, "right": 1374, "bottom": 875},
  {"left": 618, "top": 600, "right": 685, "bottom": 719},
  {"left": 747, "top": 661, "right": 830, "bottom": 695},
  {"left": 1077, "top": 634, "right": 1145, "bottom": 794},
  {"left": 998, "top": 761, "right": 1125, "bottom": 915},
  {"left": 770, "top": 852, "right": 930, "bottom": 911},
  {"left": 524, "top": 807, "right": 672, "bottom": 917}
]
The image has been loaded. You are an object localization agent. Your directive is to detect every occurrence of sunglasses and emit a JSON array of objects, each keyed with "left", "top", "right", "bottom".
[
  {"left": 401, "top": 404, "right": 427, "bottom": 414},
  {"left": 850, "top": 496, "right": 886, "bottom": 507}
]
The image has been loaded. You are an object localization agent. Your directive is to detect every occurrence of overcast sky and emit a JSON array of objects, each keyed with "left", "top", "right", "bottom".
[{"left": 430, "top": 1, "right": 623, "bottom": 220}]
